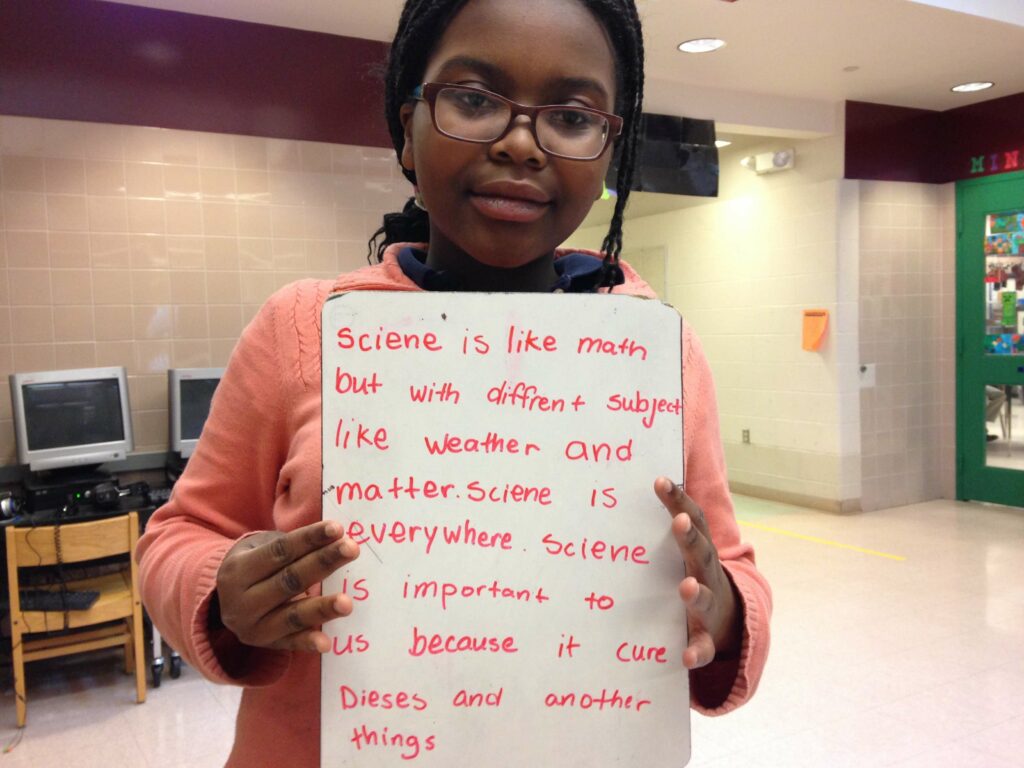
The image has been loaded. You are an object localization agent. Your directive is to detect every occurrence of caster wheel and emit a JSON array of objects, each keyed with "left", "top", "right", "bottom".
[
  {"left": 152, "top": 661, "right": 164, "bottom": 688},
  {"left": 170, "top": 656, "right": 182, "bottom": 679}
]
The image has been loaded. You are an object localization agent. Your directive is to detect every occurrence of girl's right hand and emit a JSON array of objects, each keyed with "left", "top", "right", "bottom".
[{"left": 214, "top": 521, "right": 360, "bottom": 653}]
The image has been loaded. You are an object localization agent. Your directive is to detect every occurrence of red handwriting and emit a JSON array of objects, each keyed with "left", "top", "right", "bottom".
[
  {"left": 340, "top": 685, "right": 428, "bottom": 711},
  {"left": 338, "top": 577, "right": 369, "bottom": 601},
  {"left": 564, "top": 438, "right": 633, "bottom": 462},
  {"left": 466, "top": 481, "right": 551, "bottom": 505},
  {"left": 409, "top": 381, "right": 460, "bottom": 404},
  {"left": 335, "top": 477, "right": 456, "bottom": 506},
  {"left": 349, "top": 725, "right": 436, "bottom": 761},
  {"left": 423, "top": 431, "right": 540, "bottom": 457},
  {"left": 584, "top": 592, "right": 615, "bottom": 611},
  {"left": 487, "top": 380, "right": 567, "bottom": 413},
  {"left": 335, "top": 368, "right": 383, "bottom": 396},
  {"left": 589, "top": 487, "right": 618, "bottom": 508},
  {"left": 542, "top": 533, "right": 649, "bottom": 565},
  {"left": 606, "top": 391, "right": 682, "bottom": 429},
  {"left": 334, "top": 418, "right": 388, "bottom": 451},
  {"left": 576, "top": 335, "right": 649, "bottom": 361},
  {"left": 543, "top": 689, "right": 651, "bottom": 712},
  {"left": 557, "top": 633, "right": 581, "bottom": 658},
  {"left": 333, "top": 478, "right": 552, "bottom": 507},
  {"left": 461, "top": 332, "right": 491, "bottom": 355},
  {"left": 452, "top": 688, "right": 504, "bottom": 707},
  {"left": 347, "top": 519, "right": 513, "bottom": 555},
  {"left": 402, "top": 577, "right": 549, "bottom": 611},
  {"left": 615, "top": 642, "right": 668, "bottom": 664},
  {"left": 507, "top": 324, "right": 558, "bottom": 353},
  {"left": 331, "top": 633, "right": 370, "bottom": 655},
  {"left": 409, "top": 626, "right": 519, "bottom": 656},
  {"left": 336, "top": 326, "right": 443, "bottom": 352}
]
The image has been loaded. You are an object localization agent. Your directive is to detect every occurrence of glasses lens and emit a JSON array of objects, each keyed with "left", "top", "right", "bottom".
[
  {"left": 538, "top": 108, "right": 610, "bottom": 159},
  {"left": 434, "top": 88, "right": 511, "bottom": 142}
]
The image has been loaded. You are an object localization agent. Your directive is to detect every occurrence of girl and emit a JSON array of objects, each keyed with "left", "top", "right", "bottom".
[{"left": 137, "top": 0, "right": 771, "bottom": 765}]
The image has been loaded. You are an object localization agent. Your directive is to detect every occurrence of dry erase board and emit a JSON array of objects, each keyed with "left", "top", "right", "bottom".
[{"left": 320, "top": 292, "right": 689, "bottom": 767}]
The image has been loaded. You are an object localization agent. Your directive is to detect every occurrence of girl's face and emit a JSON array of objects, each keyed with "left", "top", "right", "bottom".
[{"left": 400, "top": 0, "right": 618, "bottom": 273}]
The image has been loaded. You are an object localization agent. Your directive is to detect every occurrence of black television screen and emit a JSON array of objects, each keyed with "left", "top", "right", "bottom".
[
  {"left": 606, "top": 113, "right": 719, "bottom": 197},
  {"left": 23, "top": 379, "right": 125, "bottom": 451},
  {"left": 179, "top": 378, "right": 219, "bottom": 441}
]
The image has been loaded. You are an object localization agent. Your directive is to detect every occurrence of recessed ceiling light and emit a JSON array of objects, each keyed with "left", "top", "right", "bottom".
[
  {"left": 715, "top": 140, "right": 732, "bottom": 148},
  {"left": 951, "top": 81, "right": 994, "bottom": 93},
  {"left": 678, "top": 38, "right": 726, "bottom": 54}
]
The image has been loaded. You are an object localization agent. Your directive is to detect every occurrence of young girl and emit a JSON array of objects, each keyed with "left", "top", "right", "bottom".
[{"left": 137, "top": 0, "right": 771, "bottom": 765}]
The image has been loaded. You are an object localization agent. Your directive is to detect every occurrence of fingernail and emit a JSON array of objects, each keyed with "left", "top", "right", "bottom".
[
  {"left": 334, "top": 595, "right": 349, "bottom": 613},
  {"left": 325, "top": 522, "right": 340, "bottom": 538}
]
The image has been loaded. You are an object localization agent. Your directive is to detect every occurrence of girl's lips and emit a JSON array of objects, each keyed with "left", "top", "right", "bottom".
[{"left": 469, "top": 193, "right": 551, "bottom": 223}]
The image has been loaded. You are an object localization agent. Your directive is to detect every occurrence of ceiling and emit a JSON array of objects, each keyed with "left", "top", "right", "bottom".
[{"left": 100, "top": 0, "right": 1024, "bottom": 137}]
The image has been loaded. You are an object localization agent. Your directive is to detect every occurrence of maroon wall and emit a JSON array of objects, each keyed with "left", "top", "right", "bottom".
[
  {"left": 944, "top": 92, "right": 1024, "bottom": 180},
  {"left": 845, "top": 101, "right": 946, "bottom": 184},
  {"left": 846, "top": 93, "right": 1024, "bottom": 184},
  {"left": 0, "top": 0, "right": 393, "bottom": 148}
]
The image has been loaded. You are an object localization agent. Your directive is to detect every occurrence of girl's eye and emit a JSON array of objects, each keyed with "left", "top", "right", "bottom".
[
  {"left": 448, "top": 90, "right": 501, "bottom": 114},
  {"left": 546, "top": 109, "right": 600, "bottom": 132}
]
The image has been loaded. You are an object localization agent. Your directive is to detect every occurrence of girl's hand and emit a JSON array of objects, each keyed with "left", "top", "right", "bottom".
[
  {"left": 215, "top": 521, "right": 360, "bottom": 653},
  {"left": 655, "top": 478, "right": 742, "bottom": 669}
]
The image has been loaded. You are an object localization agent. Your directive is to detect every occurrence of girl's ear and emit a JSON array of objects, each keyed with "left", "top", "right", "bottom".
[{"left": 399, "top": 103, "right": 416, "bottom": 172}]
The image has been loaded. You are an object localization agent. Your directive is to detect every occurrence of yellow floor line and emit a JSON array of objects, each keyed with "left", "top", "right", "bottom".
[{"left": 737, "top": 519, "right": 907, "bottom": 561}]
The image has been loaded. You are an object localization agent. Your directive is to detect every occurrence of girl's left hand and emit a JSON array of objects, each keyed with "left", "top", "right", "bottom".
[{"left": 655, "top": 477, "right": 743, "bottom": 670}]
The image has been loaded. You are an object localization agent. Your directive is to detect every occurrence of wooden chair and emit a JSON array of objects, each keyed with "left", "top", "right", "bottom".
[{"left": 5, "top": 512, "right": 146, "bottom": 727}]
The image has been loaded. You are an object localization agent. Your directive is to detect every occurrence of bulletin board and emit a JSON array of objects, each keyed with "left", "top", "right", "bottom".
[{"left": 320, "top": 291, "right": 689, "bottom": 767}]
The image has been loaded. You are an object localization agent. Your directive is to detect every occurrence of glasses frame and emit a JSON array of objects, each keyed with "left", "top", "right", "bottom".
[{"left": 412, "top": 82, "right": 623, "bottom": 162}]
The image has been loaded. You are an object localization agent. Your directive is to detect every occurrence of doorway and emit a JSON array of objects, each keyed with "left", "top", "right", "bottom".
[{"left": 956, "top": 170, "right": 1024, "bottom": 506}]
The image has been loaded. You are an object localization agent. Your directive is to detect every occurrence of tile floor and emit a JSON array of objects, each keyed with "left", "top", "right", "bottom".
[{"left": 1, "top": 494, "right": 1022, "bottom": 767}]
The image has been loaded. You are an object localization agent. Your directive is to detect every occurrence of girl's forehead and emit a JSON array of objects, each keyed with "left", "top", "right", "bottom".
[{"left": 423, "top": 0, "right": 617, "bottom": 96}]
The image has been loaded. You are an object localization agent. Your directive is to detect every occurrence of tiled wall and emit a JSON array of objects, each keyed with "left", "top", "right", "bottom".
[
  {"left": 0, "top": 115, "right": 412, "bottom": 465},
  {"left": 858, "top": 181, "right": 956, "bottom": 511},
  {"left": 569, "top": 177, "right": 861, "bottom": 509}
]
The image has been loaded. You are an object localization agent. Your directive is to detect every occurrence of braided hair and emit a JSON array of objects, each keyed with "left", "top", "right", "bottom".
[{"left": 367, "top": 0, "right": 645, "bottom": 289}]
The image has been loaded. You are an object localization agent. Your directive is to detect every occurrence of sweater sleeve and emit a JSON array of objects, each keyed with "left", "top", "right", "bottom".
[
  {"left": 136, "top": 282, "right": 308, "bottom": 687},
  {"left": 681, "top": 324, "right": 772, "bottom": 714}
]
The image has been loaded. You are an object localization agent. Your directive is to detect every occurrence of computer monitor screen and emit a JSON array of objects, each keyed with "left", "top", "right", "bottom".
[
  {"left": 9, "top": 367, "right": 134, "bottom": 472},
  {"left": 169, "top": 368, "right": 224, "bottom": 458}
]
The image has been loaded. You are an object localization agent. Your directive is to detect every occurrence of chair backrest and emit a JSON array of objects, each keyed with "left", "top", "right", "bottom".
[{"left": 5, "top": 513, "right": 136, "bottom": 568}]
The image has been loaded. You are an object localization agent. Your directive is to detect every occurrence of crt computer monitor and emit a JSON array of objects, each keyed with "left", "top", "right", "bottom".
[
  {"left": 9, "top": 366, "right": 134, "bottom": 473},
  {"left": 168, "top": 368, "right": 224, "bottom": 458}
]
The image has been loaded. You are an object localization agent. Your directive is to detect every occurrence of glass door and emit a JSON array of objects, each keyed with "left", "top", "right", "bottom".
[{"left": 957, "top": 170, "right": 1024, "bottom": 507}]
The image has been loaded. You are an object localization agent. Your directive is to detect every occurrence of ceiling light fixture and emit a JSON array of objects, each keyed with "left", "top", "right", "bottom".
[
  {"left": 715, "top": 140, "right": 732, "bottom": 148},
  {"left": 678, "top": 38, "right": 726, "bottom": 54},
  {"left": 951, "top": 81, "right": 994, "bottom": 93}
]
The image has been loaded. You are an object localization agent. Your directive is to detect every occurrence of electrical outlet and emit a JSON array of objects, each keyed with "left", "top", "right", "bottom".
[{"left": 742, "top": 429, "right": 750, "bottom": 444}]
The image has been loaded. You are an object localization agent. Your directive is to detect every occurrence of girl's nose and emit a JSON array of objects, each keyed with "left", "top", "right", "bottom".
[{"left": 489, "top": 116, "right": 548, "bottom": 168}]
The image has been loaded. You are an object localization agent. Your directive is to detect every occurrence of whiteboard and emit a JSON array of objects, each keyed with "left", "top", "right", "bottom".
[{"left": 321, "top": 292, "right": 689, "bottom": 767}]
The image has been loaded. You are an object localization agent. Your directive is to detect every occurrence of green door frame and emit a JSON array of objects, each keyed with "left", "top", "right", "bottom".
[{"left": 956, "top": 169, "right": 1024, "bottom": 507}]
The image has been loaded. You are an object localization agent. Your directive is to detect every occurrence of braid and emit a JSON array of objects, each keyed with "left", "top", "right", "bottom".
[
  {"left": 585, "top": 0, "right": 645, "bottom": 289},
  {"left": 368, "top": 0, "right": 646, "bottom": 275},
  {"left": 369, "top": 0, "right": 471, "bottom": 263}
]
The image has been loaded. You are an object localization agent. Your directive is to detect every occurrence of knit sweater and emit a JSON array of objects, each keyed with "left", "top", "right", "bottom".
[{"left": 137, "top": 245, "right": 771, "bottom": 767}]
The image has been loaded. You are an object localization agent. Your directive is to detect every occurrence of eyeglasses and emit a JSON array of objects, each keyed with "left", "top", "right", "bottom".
[{"left": 412, "top": 83, "right": 623, "bottom": 161}]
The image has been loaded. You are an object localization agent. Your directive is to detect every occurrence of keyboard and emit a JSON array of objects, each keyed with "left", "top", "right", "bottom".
[
  {"left": 147, "top": 486, "right": 172, "bottom": 505},
  {"left": 20, "top": 589, "right": 100, "bottom": 611}
]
